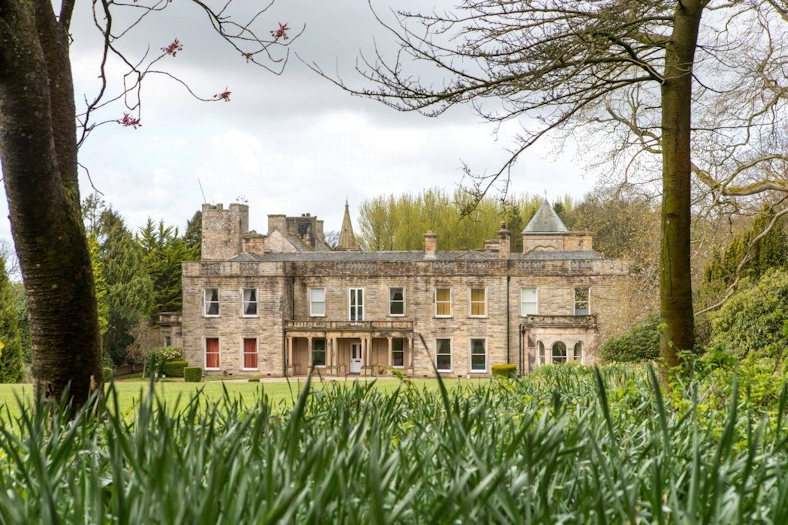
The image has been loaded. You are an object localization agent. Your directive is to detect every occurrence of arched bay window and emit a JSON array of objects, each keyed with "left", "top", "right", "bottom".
[{"left": 552, "top": 341, "right": 567, "bottom": 363}]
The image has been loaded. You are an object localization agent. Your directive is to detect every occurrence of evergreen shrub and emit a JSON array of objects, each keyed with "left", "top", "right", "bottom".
[
  {"left": 161, "top": 361, "right": 188, "bottom": 378},
  {"left": 491, "top": 364, "right": 517, "bottom": 378},
  {"left": 599, "top": 313, "right": 660, "bottom": 363},
  {"left": 184, "top": 367, "right": 202, "bottom": 383}
]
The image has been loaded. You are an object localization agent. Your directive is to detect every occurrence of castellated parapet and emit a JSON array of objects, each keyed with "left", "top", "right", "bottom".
[{"left": 201, "top": 203, "right": 249, "bottom": 261}]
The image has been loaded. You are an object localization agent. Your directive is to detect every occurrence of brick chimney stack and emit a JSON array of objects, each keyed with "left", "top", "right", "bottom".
[
  {"left": 498, "top": 222, "right": 510, "bottom": 260},
  {"left": 424, "top": 231, "right": 438, "bottom": 259}
]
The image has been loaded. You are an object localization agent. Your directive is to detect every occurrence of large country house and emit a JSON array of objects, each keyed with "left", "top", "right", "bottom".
[{"left": 162, "top": 201, "right": 629, "bottom": 377}]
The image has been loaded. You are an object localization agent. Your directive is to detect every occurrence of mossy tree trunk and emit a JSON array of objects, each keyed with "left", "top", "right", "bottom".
[
  {"left": 659, "top": 1, "right": 703, "bottom": 377},
  {"left": 0, "top": 0, "right": 101, "bottom": 406}
]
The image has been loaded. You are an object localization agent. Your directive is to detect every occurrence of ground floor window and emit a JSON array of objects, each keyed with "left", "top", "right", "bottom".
[
  {"left": 470, "top": 338, "right": 486, "bottom": 372},
  {"left": 574, "top": 341, "right": 583, "bottom": 363},
  {"left": 538, "top": 341, "right": 546, "bottom": 365},
  {"left": 205, "top": 337, "right": 220, "bottom": 369},
  {"left": 243, "top": 338, "right": 258, "bottom": 369},
  {"left": 436, "top": 339, "right": 452, "bottom": 371},
  {"left": 312, "top": 338, "right": 326, "bottom": 367},
  {"left": 552, "top": 341, "right": 567, "bottom": 363},
  {"left": 392, "top": 338, "right": 405, "bottom": 367}
]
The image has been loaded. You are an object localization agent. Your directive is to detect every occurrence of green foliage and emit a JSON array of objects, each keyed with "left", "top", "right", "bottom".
[
  {"left": 184, "top": 367, "right": 202, "bottom": 382},
  {"left": 137, "top": 218, "right": 198, "bottom": 318},
  {"left": 710, "top": 268, "right": 788, "bottom": 359},
  {"left": 161, "top": 361, "right": 188, "bottom": 378},
  {"left": 11, "top": 283, "right": 30, "bottom": 364},
  {"left": 0, "top": 258, "right": 23, "bottom": 383},
  {"left": 184, "top": 211, "right": 202, "bottom": 258},
  {"left": 88, "top": 232, "right": 109, "bottom": 337},
  {"left": 1, "top": 368, "right": 788, "bottom": 521},
  {"left": 102, "top": 367, "right": 113, "bottom": 382},
  {"left": 491, "top": 364, "right": 517, "bottom": 377},
  {"left": 248, "top": 378, "right": 260, "bottom": 383},
  {"left": 599, "top": 313, "right": 660, "bottom": 363},
  {"left": 161, "top": 347, "right": 183, "bottom": 361}
]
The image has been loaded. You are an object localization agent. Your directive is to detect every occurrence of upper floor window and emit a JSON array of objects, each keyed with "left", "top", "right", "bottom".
[
  {"left": 389, "top": 287, "right": 405, "bottom": 316},
  {"left": 574, "top": 287, "right": 590, "bottom": 315},
  {"left": 521, "top": 287, "right": 538, "bottom": 316},
  {"left": 470, "top": 288, "right": 487, "bottom": 317},
  {"left": 310, "top": 288, "right": 326, "bottom": 317},
  {"left": 242, "top": 288, "right": 258, "bottom": 317},
  {"left": 436, "top": 338, "right": 452, "bottom": 371},
  {"left": 204, "top": 288, "right": 219, "bottom": 317},
  {"left": 434, "top": 288, "right": 452, "bottom": 317},
  {"left": 349, "top": 288, "right": 364, "bottom": 321}
]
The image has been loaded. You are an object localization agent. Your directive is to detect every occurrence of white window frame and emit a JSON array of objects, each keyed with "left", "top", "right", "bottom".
[
  {"left": 204, "top": 336, "right": 220, "bottom": 371},
  {"left": 391, "top": 338, "right": 405, "bottom": 369},
  {"left": 552, "top": 341, "right": 567, "bottom": 363},
  {"left": 203, "top": 288, "right": 220, "bottom": 318},
  {"left": 520, "top": 287, "right": 539, "bottom": 316},
  {"left": 241, "top": 337, "right": 258, "bottom": 371},
  {"left": 388, "top": 286, "right": 406, "bottom": 317},
  {"left": 435, "top": 338, "right": 452, "bottom": 372},
  {"left": 574, "top": 287, "right": 591, "bottom": 315},
  {"left": 309, "top": 287, "right": 326, "bottom": 318},
  {"left": 537, "top": 341, "right": 546, "bottom": 365},
  {"left": 434, "top": 287, "right": 452, "bottom": 318},
  {"left": 241, "top": 287, "right": 259, "bottom": 318},
  {"left": 469, "top": 337, "right": 487, "bottom": 373},
  {"left": 312, "top": 338, "right": 327, "bottom": 368},
  {"left": 349, "top": 288, "right": 365, "bottom": 321},
  {"left": 469, "top": 288, "right": 487, "bottom": 318}
]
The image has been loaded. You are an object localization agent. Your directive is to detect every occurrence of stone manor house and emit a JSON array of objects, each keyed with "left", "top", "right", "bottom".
[{"left": 161, "top": 201, "right": 629, "bottom": 377}]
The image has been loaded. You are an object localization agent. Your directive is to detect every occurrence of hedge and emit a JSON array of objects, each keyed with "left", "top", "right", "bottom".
[
  {"left": 184, "top": 367, "right": 202, "bottom": 383},
  {"left": 599, "top": 313, "right": 660, "bottom": 363},
  {"left": 161, "top": 361, "right": 188, "bottom": 378},
  {"left": 492, "top": 364, "right": 517, "bottom": 378}
]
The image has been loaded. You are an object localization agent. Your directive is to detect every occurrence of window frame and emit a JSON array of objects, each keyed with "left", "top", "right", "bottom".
[
  {"left": 537, "top": 340, "right": 546, "bottom": 365},
  {"left": 388, "top": 286, "right": 406, "bottom": 317},
  {"left": 309, "top": 287, "right": 326, "bottom": 318},
  {"left": 434, "top": 287, "right": 453, "bottom": 318},
  {"left": 203, "top": 288, "right": 220, "bottom": 318},
  {"left": 552, "top": 341, "right": 567, "bottom": 364},
  {"left": 574, "top": 341, "right": 584, "bottom": 364},
  {"left": 469, "top": 337, "right": 487, "bottom": 373},
  {"left": 469, "top": 288, "right": 488, "bottom": 318},
  {"left": 312, "top": 338, "right": 327, "bottom": 368},
  {"left": 391, "top": 338, "right": 405, "bottom": 369},
  {"left": 241, "top": 337, "right": 258, "bottom": 371},
  {"left": 348, "top": 288, "right": 365, "bottom": 321},
  {"left": 204, "top": 336, "right": 220, "bottom": 370},
  {"left": 574, "top": 287, "right": 591, "bottom": 316},
  {"left": 520, "top": 287, "right": 539, "bottom": 316},
  {"left": 435, "top": 337, "right": 452, "bottom": 372},
  {"left": 241, "top": 287, "right": 259, "bottom": 318}
]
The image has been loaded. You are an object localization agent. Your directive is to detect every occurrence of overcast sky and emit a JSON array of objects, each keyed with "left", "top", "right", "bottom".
[{"left": 0, "top": 0, "right": 598, "bottom": 247}]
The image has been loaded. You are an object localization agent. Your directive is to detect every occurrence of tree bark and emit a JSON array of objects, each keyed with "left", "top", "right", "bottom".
[
  {"left": 0, "top": 0, "right": 101, "bottom": 407},
  {"left": 659, "top": 1, "right": 703, "bottom": 377}
]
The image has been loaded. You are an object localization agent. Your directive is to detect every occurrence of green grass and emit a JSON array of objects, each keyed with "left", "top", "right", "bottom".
[{"left": 1, "top": 364, "right": 787, "bottom": 522}]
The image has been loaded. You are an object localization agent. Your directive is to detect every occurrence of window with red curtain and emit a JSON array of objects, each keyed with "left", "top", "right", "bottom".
[
  {"left": 205, "top": 338, "right": 220, "bottom": 369},
  {"left": 243, "top": 338, "right": 258, "bottom": 369}
]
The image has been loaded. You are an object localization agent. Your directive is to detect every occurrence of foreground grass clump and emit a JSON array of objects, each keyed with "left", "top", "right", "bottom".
[{"left": 1, "top": 366, "right": 788, "bottom": 523}]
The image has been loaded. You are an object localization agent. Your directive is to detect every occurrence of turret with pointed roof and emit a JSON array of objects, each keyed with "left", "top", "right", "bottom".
[
  {"left": 521, "top": 201, "right": 592, "bottom": 253},
  {"left": 522, "top": 201, "right": 569, "bottom": 234},
  {"left": 337, "top": 200, "right": 360, "bottom": 251}
]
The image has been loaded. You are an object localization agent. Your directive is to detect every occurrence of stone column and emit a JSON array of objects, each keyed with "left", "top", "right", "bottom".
[
  {"left": 307, "top": 336, "right": 313, "bottom": 373},
  {"left": 387, "top": 337, "right": 393, "bottom": 375},
  {"left": 286, "top": 336, "right": 293, "bottom": 376}
]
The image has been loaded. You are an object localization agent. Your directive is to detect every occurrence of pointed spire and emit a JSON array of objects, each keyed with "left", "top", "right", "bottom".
[
  {"left": 337, "top": 201, "right": 360, "bottom": 251},
  {"left": 522, "top": 201, "right": 569, "bottom": 234}
]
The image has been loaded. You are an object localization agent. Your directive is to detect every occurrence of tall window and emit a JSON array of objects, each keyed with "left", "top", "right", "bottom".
[
  {"left": 205, "top": 337, "right": 220, "bottom": 369},
  {"left": 310, "top": 288, "right": 326, "bottom": 317},
  {"left": 435, "top": 288, "right": 452, "bottom": 317},
  {"left": 574, "top": 341, "right": 583, "bottom": 364},
  {"left": 470, "top": 338, "right": 486, "bottom": 372},
  {"left": 312, "top": 338, "right": 326, "bottom": 367},
  {"left": 521, "top": 287, "right": 538, "bottom": 316},
  {"left": 436, "top": 339, "right": 452, "bottom": 371},
  {"left": 349, "top": 288, "right": 364, "bottom": 321},
  {"left": 538, "top": 341, "right": 546, "bottom": 365},
  {"left": 470, "top": 289, "right": 487, "bottom": 317},
  {"left": 389, "top": 287, "right": 405, "bottom": 316},
  {"left": 243, "top": 338, "right": 258, "bottom": 369},
  {"left": 204, "top": 288, "right": 219, "bottom": 317},
  {"left": 242, "top": 288, "right": 258, "bottom": 317},
  {"left": 574, "top": 288, "right": 590, "bottom": 315},
  {"left": 552, "top": 341, "right": 567, "bottom": 363},
  {"left": 392, "top": 338, "right": 405, "bottom": 367}
]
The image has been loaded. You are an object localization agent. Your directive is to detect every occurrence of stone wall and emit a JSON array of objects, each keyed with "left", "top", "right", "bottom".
[{"left": 201, "top": 203, "right": 249, "bottom": 261}]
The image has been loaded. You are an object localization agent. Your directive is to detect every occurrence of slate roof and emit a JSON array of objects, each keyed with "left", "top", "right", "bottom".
[
  {"left": 225, "top": 249, "right": 601, "bottom": 263},
  {"left": 522, "top": 201, "right": 569, "bottom": 234}
]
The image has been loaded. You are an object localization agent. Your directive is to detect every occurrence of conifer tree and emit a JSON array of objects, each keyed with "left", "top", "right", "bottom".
[{"left": 184, "top": 211, "right": 202, "bottom": 258}]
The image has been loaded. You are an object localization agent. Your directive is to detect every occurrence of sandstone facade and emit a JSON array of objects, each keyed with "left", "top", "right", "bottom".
[{"left": 178, "top": 202, "right": 630, "bottom": 377}]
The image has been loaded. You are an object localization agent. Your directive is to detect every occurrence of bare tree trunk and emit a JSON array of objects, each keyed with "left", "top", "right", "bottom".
[
  {"left": 0, "top": 0, "right": 101, "bottom": 407},
  {"left": 659, "top": 1, "right": 702, "bottom": 378}
]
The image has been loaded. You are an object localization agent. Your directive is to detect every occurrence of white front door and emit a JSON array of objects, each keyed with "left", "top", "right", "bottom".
[{"left": 350, "top": 343, "right": 362, "bottom": 374}]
